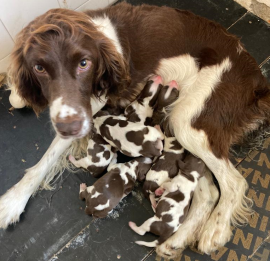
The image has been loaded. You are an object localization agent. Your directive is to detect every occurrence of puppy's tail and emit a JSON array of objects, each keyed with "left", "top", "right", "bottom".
[{"left": 135, "top": 240, "right": 158, "bottom": 247}]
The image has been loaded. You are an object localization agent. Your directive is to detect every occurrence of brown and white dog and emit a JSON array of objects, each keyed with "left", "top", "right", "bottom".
[
  {"left": 129, "top": 154, "right": 205, "bottom": 247},
  {"left": 79, "top": 157, "right": 152, "bottom": 218},
  {"left": 1, "top": 2, "right": 270, "bottom": 256}
]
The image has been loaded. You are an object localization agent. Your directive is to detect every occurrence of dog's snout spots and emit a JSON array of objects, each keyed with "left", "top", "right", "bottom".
[{"left": 56, "top": 120, "right": 82, "bottom": 136}]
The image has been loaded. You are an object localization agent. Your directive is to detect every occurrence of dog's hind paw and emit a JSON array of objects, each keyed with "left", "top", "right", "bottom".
[{"left": 156, "top": 241, "right": 184, "bottom": 259}]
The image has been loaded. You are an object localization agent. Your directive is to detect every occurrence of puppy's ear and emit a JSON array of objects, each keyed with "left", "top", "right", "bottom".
[
  {"left": 137, "top": 162, "right": 152, "bottom": 182},
  {"left": 177, "top": 159, "right": 186, "bottom": 170},
  {"left": 8, "top": 29, "right": 48, "bottom": 115},
  {"left": 95, "top": 37, "right": 131, "bottom": 103}
]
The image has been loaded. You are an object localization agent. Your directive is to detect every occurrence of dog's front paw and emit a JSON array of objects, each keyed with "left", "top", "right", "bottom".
[{"left": 0, "top": 186, "right": 29, "bottom": 229}]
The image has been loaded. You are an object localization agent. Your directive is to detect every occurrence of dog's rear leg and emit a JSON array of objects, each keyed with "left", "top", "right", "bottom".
[
  {"left": 197, "top": 156, "right": 252, "bottom": 254},
  {"left": 0, "top": 136, "right": 73, "bottom": 229},
  {"left": 174, "top": 127, "right": 252, "bottom": 254},
  {"left": 156, "top": 169, "right": 219, "bottom": 258}
]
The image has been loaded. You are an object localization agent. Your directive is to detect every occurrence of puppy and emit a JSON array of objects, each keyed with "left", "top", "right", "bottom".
[
  {"left": 124, "top": 75, "right": 163, "bottom": 124},
  {"left": 152, "top": 80, "right": 179, "bottom": 134},
  {"left": 79, "top": 157, "right": 152, "bottom": 218},
  {"left": 94, "top": 115, "right": 164, "bottom": 158},
  {"left": 129, "top": 154, "right": 206, "bottom": 247},
  {"left": 143, "top": 81, "right": 183, "bottom": 206},
  {"left": 69, "top": 130, "right": 116, "bottom": 178}
]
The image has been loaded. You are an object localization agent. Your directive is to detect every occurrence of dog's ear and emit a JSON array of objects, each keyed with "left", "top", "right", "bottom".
[
  {"left": 8, "top": 30, "right": 48, "bottom": 115},
  {"left": 95, "top": 37, "right": 131, "bottom": 102}
]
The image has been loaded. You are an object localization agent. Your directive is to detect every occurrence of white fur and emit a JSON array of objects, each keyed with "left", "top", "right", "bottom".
[
  {"left": 146, "top": 170, "right": 170, "bottom": 186},
  {"left": 164, "top": 86, "right": 173, "bottom": 100},
  {"left": 91, "top": 16, "right": 123, "bottom": 55},
  {"left": 59, "top": 104, "right": 78, "bottom": 118},
  {"left": 90, "top": 95, "right": 107, "bottom": 115},
  {"left": 80, "top": 111, "right": 91, "bottom": 138},
  {"left": 91, "top": 191, "right": 101, "bottom": 198},
  {"left": 95, "top": 199, "right": 110, "bottom": 210},
  {"left": 236, "top": 42, "right": 244, "bottom": 54},
  {"left": 9, "top": 87, "right": 26, "bottom": 108},
  {"left": 0, "top": 136, "right": 73, "bottom": 229},
  {"left": 50, "top": 97, "right": 64, "bottom": 120},
  {"left": 86, "top": 186, "right": 94, "bottom": 194}
]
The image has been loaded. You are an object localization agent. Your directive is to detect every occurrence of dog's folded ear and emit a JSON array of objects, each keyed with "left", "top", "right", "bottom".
[
  {"left": 8, "top": 28, "right": 48, "bottom": 115},
  {"left": 95, "top": 37, "right": 131, "bottom": 102}
]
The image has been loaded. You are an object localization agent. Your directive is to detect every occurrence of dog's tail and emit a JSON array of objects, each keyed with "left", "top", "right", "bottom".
[{"left": 135, "top": 240, "right": 158, "bottom": 247}]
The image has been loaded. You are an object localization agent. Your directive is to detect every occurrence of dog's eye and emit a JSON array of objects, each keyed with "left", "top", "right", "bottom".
[
  {"left": 34, "top": 65, "right": 46, "bottom": 73},
  {"left": 78, "top": 59, "right": 90, "bottom": 71}
]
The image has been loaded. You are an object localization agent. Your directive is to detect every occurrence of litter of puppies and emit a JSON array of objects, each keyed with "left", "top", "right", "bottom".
[{"left": 69, "top": 75, "right": 208, "bottom": 246}]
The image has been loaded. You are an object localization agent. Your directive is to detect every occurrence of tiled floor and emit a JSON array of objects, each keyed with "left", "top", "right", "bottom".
[{"left": 0, "top": 0, "right": 269, "bottom": 261}]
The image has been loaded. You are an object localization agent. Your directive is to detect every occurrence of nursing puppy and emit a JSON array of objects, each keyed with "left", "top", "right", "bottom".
[
  {"left": 124, "top": 75, "right": 163, "bottom": 124},
  {"left": 79, "top": 157, "right": 152, "bottom": 218},
  {"left": 94, "top": 115, "right": 164, "bottom": 158},
  {"left": 69, "top": 130, "right": 116, "bottom": 178},
  {"left": 129, "top": 154, "right": 206, "bottom": 247},
  {"left": 143, "top": 81, "right": 183, "bottom": 206}
]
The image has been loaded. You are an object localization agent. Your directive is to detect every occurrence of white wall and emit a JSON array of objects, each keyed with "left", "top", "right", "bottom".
[{"left": 0, "top": 0, "right": 116, "bottom": 73}]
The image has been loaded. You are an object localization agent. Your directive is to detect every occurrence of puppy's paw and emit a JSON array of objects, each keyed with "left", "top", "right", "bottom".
[{"left": 80, "top": 183, "right": 87, "bottom": 192}]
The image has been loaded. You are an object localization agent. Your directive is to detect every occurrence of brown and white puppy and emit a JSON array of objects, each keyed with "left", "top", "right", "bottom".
[
  {"left": 69, "top": 131, "right": 116, "bottom": 178},
  {"left": 143, "top": 136, "right": 185, "bottom": 208},
  {"left": 152, "top": 80, "right": 179, "bottom": 134},
  {"left": 124, "top": 75, "right": 163, "bottom": 124},
  {"left": 143, "top": 81, "right": 183, "bottom": 206},
  {"left": 94, "top": 115, "right": 164, "bottom": 158},
  {"left": 79, "top": 157, "right": 152, "bottom": 218},
  {"left": 129, "top": 154, "right": 205, "bottom": 247}
]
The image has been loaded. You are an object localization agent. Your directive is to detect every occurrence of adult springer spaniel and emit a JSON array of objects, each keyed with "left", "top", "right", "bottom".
[{"left": 1, "top": 2, "right": 270, "bottom": 257}]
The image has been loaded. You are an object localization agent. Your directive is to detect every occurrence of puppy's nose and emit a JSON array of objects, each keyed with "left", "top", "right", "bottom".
[{"left": 56, "top": 120, "right": 82, "bottom": 136}]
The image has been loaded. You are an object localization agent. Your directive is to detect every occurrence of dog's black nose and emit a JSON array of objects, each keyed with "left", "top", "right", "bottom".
[{"left": 56, "top": 120, "right": 82, "bottom": 136}]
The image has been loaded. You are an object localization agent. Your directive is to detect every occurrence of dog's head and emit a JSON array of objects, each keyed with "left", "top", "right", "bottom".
[{"left": 8, "top": 8, "right": 130, "bottom": 138}]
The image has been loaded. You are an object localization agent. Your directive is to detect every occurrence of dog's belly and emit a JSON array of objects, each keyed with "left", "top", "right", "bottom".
[{"left": 151, "top": 54, "right": 232, "bottom": 155}]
